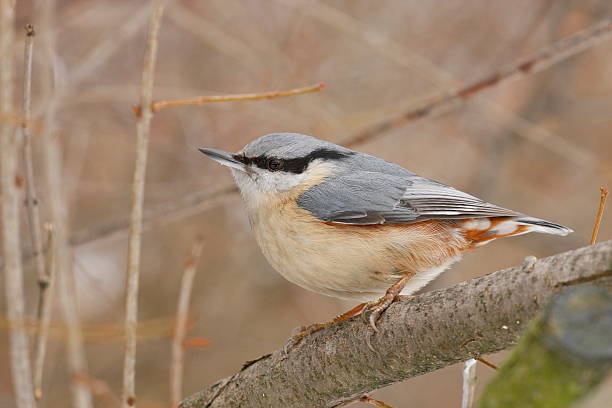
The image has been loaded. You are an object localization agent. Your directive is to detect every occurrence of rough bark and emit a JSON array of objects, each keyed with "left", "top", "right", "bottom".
[
  {"left": 181, "top": 240, "right": 612, "bottom": 408},
  {"left": 478, "top": 285, "right": 612, "bottom": 408}
]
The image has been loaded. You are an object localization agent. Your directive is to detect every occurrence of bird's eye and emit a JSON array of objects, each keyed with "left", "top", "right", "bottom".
[{"left": 267, "top": 158, "right": 282, "bottom": 171}]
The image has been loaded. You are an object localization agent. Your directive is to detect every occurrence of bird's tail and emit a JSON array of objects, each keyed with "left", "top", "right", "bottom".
[
  {"left": 459, "top": 216, "right": 572, "bottom": 249},
  {"left": 514, "top": 216, "right": 573, "bottom": 236}
]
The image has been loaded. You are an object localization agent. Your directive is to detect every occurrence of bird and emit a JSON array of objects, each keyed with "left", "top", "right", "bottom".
[{"left": 199, "top": 132, "right": 572, "bottom": 346}]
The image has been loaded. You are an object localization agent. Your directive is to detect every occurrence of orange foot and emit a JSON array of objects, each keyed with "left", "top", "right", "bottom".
[{"left": 361, "top": 276, "right": 411, "bottom": 351}]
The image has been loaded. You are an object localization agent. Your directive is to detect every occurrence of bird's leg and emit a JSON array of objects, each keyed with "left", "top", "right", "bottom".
[
  {"left": 361, "top": 275, "right": 411, "bottom": 333},
  {"left": 285, "top": 302, "right": 367, "bottom": 351}
]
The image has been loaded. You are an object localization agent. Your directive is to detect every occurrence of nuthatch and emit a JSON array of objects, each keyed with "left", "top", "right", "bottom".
[{"left": 200, "top": 133, "right": 572, "bottom": 343}]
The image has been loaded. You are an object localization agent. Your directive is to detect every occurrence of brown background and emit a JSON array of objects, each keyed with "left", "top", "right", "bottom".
[{"left": 1, "top": 0, "right": 611, "bottom": 407}]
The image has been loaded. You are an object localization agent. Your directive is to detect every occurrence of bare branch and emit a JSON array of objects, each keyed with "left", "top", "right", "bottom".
[
  {"left": 122, "top": 2, "right": 165, "bottom": 407},
  {"left": 171, "top": 240, "right": 205, "bottom": 408},
  {"left": 33, "top": 224, "right": 56, "bottom": 400},
  {"left": 590, "top": 186, "right": 609, "bottom": 245},
  {"left": 180, "top": 241, "right": 612, "bottom": 408},
  {"left": 132, "top": 82, "right": 325, "bottom": 116},
  {"left": 358, "top": 396, "right": 395, "bottom": 408},
  {"left": 342, "top": 19, "right": 612, "bottom": 147},
  {"left": 39, "top": 1, "right": 93, "bottom": 406},
  {"left": 474, "top": 357, "right": 498, "bottom": 370},
  {"left": 1, "top": 1, "right": 35, "bottom": 407},
  {"left": 20, "top": 24, "right": 47, "bottom": 301},
  {"left": 19, "top": 30, "right": 52, "bottom": 392}
]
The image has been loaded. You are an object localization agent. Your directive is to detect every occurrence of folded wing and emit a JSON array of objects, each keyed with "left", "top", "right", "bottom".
[{"left": 297, "top": 171, "right": 521, "bottom": 225}]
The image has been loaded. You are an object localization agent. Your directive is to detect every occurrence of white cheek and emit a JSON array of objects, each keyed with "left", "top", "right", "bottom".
[
  {"left": 260, "top": 171, "right": 306, "bottom": 192},
  {"left": 231, "top": 168, "right": 305, "bottom": 207}
]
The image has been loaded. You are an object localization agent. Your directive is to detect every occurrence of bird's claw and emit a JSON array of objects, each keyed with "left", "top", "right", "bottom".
[{"left": 360, "top": 293, "right": 398, "bottom": 351}]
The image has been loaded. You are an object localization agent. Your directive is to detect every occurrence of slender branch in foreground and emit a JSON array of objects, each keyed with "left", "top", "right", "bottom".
[
  {"left": 180, "top": 240, "right": 612, "bottom": 408},
  {"left": 1, "top": 2, "right": 35, "bottom": 407},
  {"left": 358, "top": 396, "right": 395, "bottom": 408},
  {"left": 590, "top": 186, "right": 608, "bottom": 245},
  {"left": 39, "top": 0, "right": 93, "bottom": 406},
  {"left": 474, "top": 357, "right": 498, "bottom": 370},
  {"left": 122, "top": 2, "right": 165, "bottom": 407},
  {"left": 29, "top": 19, "right": 611, "bottom": 257},
  {"left": 343, "top": 19, "right": 612, "bottom": 147},
  {"left": 33, "top": 224, "right": 56, "bottom": 400},
  {"left": 171, "top": 240, "right": 205, "bottom": 408},
  {"left": 461, "top": 359, "right": 478, "bottom": 408},
  {"left": 478, "top": 285, "right": 612, "bottom": 407},
  {"left": 132, "top": 82, "right": 325, "bottom": 116}
]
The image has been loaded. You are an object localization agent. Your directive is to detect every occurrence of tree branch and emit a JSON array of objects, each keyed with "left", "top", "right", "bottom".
[
  {"left": 1, "top": 1, "right": 36, "bottom": 407},
  {"left": 122, "top": 1, "right": 165, "bottom": 407},
  {"left": 180, "top": 240, "right": 612, "bottom": 408}
]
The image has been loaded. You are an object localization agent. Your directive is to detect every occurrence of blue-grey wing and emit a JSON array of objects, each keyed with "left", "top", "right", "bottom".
[{"left": 297, "top": 171, "right": 520, "bottom": 225}]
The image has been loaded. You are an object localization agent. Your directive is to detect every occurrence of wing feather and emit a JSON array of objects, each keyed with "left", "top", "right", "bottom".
[{"left": 297, "top": 172, "right": 520, "bottom": 225}]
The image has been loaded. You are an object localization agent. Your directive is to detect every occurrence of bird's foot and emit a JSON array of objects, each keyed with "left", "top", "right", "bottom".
[{"left": 361, "top": 276, "right": 411, "bottom": 351}]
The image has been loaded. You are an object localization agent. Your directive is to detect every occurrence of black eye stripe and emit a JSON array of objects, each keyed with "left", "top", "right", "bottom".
[{"left": 235, "top": 148, "right": 353, "bottom": 174}]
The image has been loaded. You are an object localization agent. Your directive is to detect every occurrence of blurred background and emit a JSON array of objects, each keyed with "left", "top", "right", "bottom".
[{"left": 1, "top": 0, "right": 612, "bottom": 407}]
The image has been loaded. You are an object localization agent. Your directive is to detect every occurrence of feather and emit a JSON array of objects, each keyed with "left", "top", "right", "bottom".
[{"left": 297, "top": 166, "right": 520, "bottom": 225}]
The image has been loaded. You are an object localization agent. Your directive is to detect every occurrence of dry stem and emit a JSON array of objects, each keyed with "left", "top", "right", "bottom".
[
  {"left": 344, "top": 19, "right": 612, "bottom": 147},
  {"left": 39, "top": 1, "right": 93, "bottom": 406},
  {"left": 171, "top": 240, "right": 205, "bottom": 408},
  {"left": 474, "top": 357, "right": 499, "bottom": 370},
  {"left": 358, "top": 396, "right": 395, "bottom": 408},
  {"left": 122, "top": 2, "right": 165, "bottom": 407},
  {"left": 33, "top": 224, "right": 56, "bottom": 400},
  {"left": 20, "top": 24, "right": 47, "bottom": 297},
  {"left": 590, "top": 186, "right": 608, "bottom": 245},
  {"left": 1, "top": 1, "right": 36, "bottom": 407},
  {"left": 132, "top": 82, "right": 325, "bottom": 116}
]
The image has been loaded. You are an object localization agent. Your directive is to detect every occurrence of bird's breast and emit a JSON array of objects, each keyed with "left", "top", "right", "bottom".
[{"left": 248, "top": 193, "right": 466, "bottom": 301}]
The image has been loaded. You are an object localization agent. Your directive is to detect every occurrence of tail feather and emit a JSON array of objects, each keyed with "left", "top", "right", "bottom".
[
  {"left": 459, "top": 216, "right": 572, "bottom": 248},
  {"left": 514, "top": 217, "right": 573, "bottom": 236}
]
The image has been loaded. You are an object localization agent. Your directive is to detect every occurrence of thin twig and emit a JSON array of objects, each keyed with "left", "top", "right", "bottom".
[
  {"left": 20, "top": 24, "right": 48, "bottom": 332},
  {"left": 0, "top": 1, "right": 36, "bottom": 407},
  {"left": 344, "top": 19, "right": 612, "bottom": 147},
  {"left": 39, "top": 1, "right": 93, "bottom": 406},
  {"left": 132, "top": 82, "right": 325, "bottom": 116},
  {"left": 171, "top": 240, "right": 205, "bottom": 408},
  {"left": 475, "top": 357, "right": 499, "bottom": 371},
  {"left": 123, "top": 2, "right": 165, "bottom": 407},
  {"left": 358, "top": 396, "right": 395, "bottom": 408},
  {"left": 33, "top": 224, "right": 56, "bottom": 401},
  {"left": 590, "top": 186, "right": 608, "bottom": 245},
  {"left": 461, "top": 359, "right": 478, "bottom": 408}
]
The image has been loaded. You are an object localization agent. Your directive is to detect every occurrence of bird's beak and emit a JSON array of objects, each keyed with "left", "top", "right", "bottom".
[{"left": 198, "top": 148, "right": 246, "bottom": 172}]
